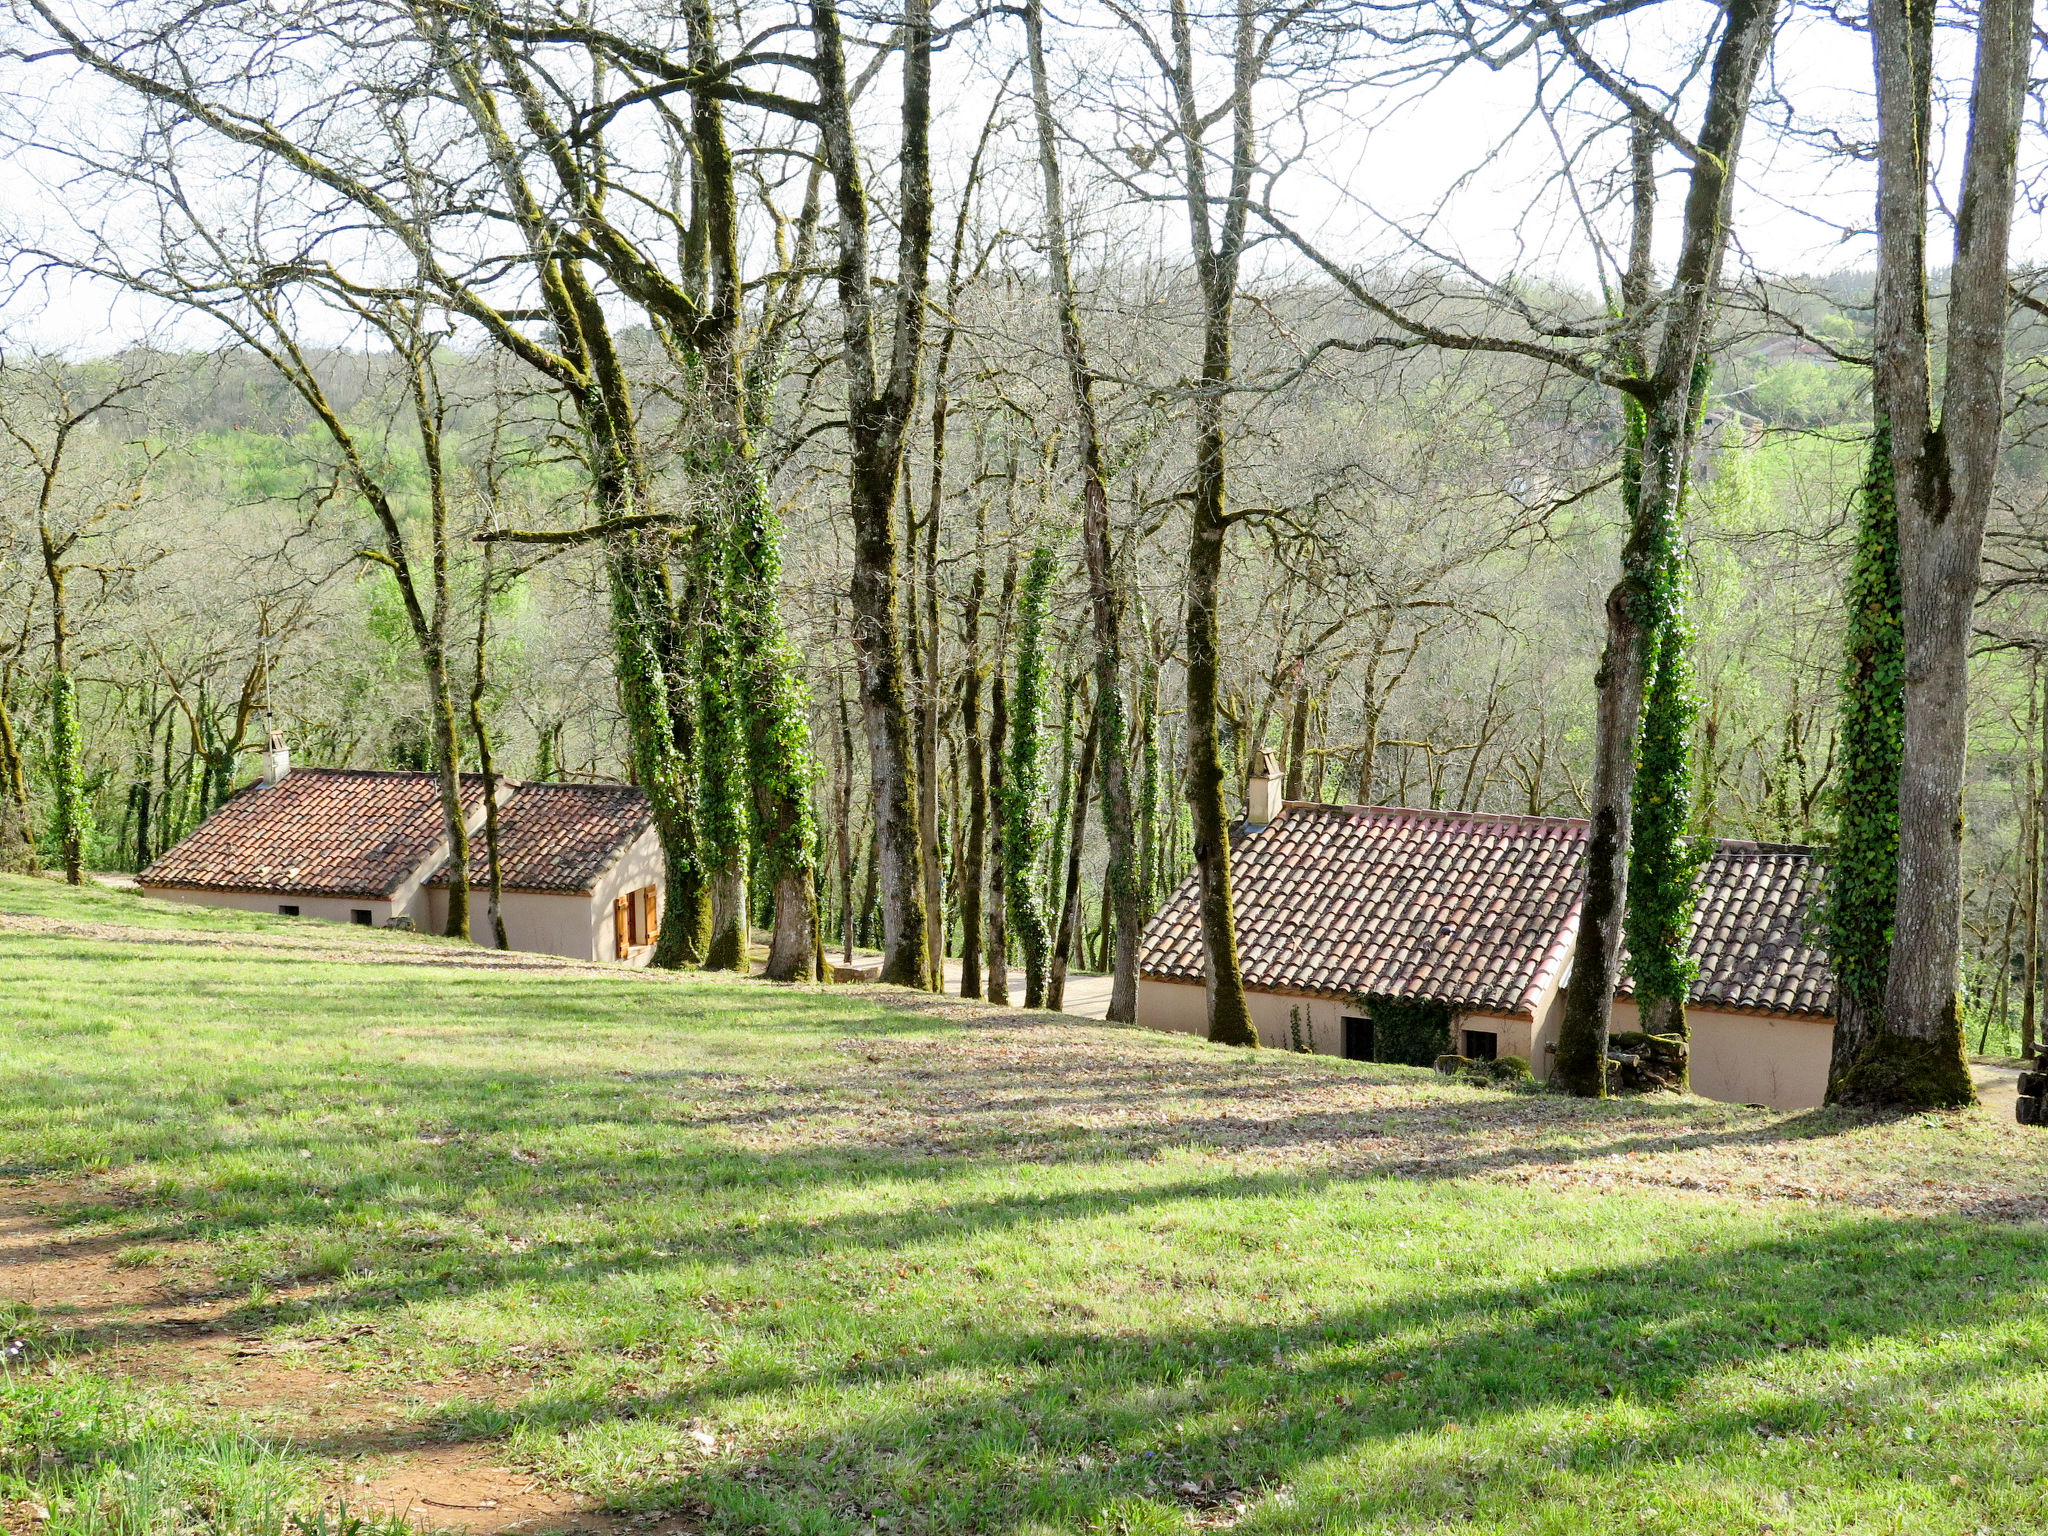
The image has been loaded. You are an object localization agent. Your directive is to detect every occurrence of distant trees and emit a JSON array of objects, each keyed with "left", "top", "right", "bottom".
[{"left": 0, "top": 0, "right": 2040, "bottom": 1073}]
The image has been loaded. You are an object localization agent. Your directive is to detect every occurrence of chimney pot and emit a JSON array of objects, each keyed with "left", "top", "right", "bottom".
[
  {"left": 1246, "top": 747, "right": 1281, "bottom": 827},
  {"left": 261, "top": 730, "right": 291, "bottom": 786}
]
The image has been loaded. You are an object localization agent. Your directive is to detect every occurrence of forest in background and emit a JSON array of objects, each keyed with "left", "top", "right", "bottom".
[{"left": 2, "top": 0, "right": 2044, "bottom": 1095}]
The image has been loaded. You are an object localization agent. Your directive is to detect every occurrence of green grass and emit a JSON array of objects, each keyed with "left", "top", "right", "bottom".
[{"left": 1, "top": 873, "right": 2046, "bottom": 1534}]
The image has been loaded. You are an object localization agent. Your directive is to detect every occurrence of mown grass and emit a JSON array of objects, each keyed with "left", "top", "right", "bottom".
[{"left": 1, "top": 873, "right": 2046, "bottom": 1534}]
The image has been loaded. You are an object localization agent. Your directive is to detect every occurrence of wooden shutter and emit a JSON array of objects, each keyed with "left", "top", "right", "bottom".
[
  {"left": 614, "top": 896, "right": 629, "bottom": 960},
  {"left": 643, "top": 886, "right": 659, "bottom": 942}
]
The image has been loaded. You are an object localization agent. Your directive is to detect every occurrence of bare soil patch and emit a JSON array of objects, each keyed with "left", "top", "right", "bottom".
[{"left": 0, "top": 1185, "right": 621, "bottom": 1535}]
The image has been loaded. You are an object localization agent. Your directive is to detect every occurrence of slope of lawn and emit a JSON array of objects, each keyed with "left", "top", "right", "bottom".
[{"left": 2, "top": 872, "right": 2047, "bottom": 1535}]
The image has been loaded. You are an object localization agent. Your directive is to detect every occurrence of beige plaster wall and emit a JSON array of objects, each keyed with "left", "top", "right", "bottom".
[
  {"left": 416, "top": 826, "right": 664, "bottom": 963},
  {"left": 589, "top": 826, "right": 665, "bottom": 965},
  {"left": 1610, "top": 998, "right": 1834, "bottom": 1110},
  {"left": 1137, "top": 977, "right": 1210, "bottom": 1038},
  {"left": 141, "top": 886, "right": 395, "bottom": 928},
  {"left": 1137, "top": 979, "right": 1535, "bottom": 1063}
]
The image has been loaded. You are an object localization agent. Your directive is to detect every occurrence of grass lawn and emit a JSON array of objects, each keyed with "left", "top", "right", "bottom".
[{"left": 1, "top": 874, "right": 2047, "bottom": 1535}]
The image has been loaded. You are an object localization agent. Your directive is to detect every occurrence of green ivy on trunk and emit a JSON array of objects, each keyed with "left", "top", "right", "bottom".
[{"left": 49, "top": 671, "right": 92, "bottom": 885}]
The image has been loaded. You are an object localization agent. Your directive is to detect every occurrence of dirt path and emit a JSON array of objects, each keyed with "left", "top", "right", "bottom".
[{"left": 0, "top": 1186, "right": 661, "bottom": 1535}]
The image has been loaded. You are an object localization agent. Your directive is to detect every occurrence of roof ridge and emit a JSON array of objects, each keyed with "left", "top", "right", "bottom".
[
  {"left": 1712, "top": 837, "right": 1822, "bottom": 856},
  {"left": 1279, "top": 800, "right": 1590, "bottom": 832}
]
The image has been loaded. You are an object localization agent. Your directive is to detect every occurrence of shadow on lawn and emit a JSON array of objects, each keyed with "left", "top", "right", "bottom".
[
  {"left": 3, "top": 1072, "right": 2041, "bottom": 1529},
  {"left": 309, "top": 1212, "right": 2041, "bottom": 1534}
]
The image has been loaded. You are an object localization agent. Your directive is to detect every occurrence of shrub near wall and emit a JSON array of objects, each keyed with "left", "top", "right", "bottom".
[{"left": 1366, "top": 997, "right": 1454, "bottom": 1067}]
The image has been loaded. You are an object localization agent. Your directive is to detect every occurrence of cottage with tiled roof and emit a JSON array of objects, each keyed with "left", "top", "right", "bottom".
[
  {"left": 139, "top": 753, "right": 663, "bottom": 964},
  {"left": 1138, "top": 757, "right": 1836, "bottom": 1109}
]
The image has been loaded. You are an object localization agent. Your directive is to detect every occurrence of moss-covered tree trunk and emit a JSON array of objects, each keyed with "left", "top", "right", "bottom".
[{"left": 0, "top": 653, "right": 37, "bottom": 875}]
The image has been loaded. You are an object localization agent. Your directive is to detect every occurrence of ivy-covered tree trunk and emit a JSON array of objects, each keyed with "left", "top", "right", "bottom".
[
  {"left": 48, "top": 671, "right": 91, "bottom": 885},
  {"left": 0, "top": 657, "right": 39, "bottom": 874},
  {"left": 733, "top": 480, "right": 820, "bottom": 982},
  {"left": 1625, "top": 358, "right": 1710, "bottom": 1056},
  {"left": 1006, "top": 548, "right": 1056, "bottom": 1008},
  {"left": 1826, "top": 429, "right": 1903, "bottom": 1096},
  {"left": 1844, "top": 0, "right": 2026, "bottom": 1107},
  {"left": 1049, "top": 682, "right": 1102, "bottom": 1011},
  {"left": 1549, "top": 3, "right": 1775, "bottom": 1095},
  {"left": 958, "top": 561, "right": 987, "bottom": 999},
  {"left": 701, "top": 528, "right": 752, "bottom": 974}
]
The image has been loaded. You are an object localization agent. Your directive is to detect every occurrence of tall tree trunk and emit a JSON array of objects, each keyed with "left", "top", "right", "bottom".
[
  {"left": 837, "top": 674, "right": 858, "bottom": 964},
  {"left": 1162, "top": 0, "right": 1261, "bottom": 1047},
  {"left": 959, "top": 562, "right": 987, "bottom": 998},
  {"left": 2024, "top": 714, "right": 2039, "bottom": 1061},
  {"left": 1837, "top": 0, "right": 2026, "bottom": 1106},
  {"left": 0, "top": 655, "right": 38, "bottom": 874},
  {"left": 1026, "top": 0, "right": 1143, "bottom": 1021},
  {"left": 1826, "top": 431, "right": 1903, "bottom": 1091},
  {"left": 2033, "top": 663, "right": 2047, "bottom": 1058},
  {"left": 1549, "top": 0, "right": 1776, "bottom": 1095},
  {"left": 469, "top": 550, "right": 510, "bottom": 950},
  {"left": 1282, "top": 677, "right": 1310, "bottom": 801},
  {"left": 1006, "top": 549, "right": 1056, "bottom": 1007},
  {"left": 38, "top": 531, "right": 89, "bottom": 885},
  {"left": 811, "top": 0, "right": 935, "bottom": 989},
  {"left": 1048, "top": 678, "right": 1102, "bottom": 1010},
  {"left": 986, "top": 559, "right": 1015, "bottom": 1006}
]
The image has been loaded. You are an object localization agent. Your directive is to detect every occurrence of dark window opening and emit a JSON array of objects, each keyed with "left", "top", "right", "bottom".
[
  {"left": 1464, "top": 1029, "right": 1499, "bottom": 1061},
  {"left": 1342, "top": 1015, "right": 1374, "bottom": 1062},
  {"left": 277, "top": 904, "right": 299, "bottom": 917},
  {"left": 351, "top": 910, "right": 372, "bottom": 926}
]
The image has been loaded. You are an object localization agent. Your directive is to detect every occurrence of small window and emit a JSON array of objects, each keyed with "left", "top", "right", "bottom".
[
  {"left": 351, "top": 910, "right": 372, "bottom": 926},
  {"left": 1464, "top": 1029, "right": 1499, "bottom": 1061},
  {"left": 277, "top": 904, "right": 299, "bottom": 917},
  {"left": 1342, "top": 1015, "right": 1374, "bottom": 1062}
]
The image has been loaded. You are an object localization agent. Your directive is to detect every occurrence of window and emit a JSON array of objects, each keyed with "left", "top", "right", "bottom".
[
  {"left": 277, "top": 904, "right": 299, "bottom": 917},
  {"left": 1464, "top": 1029, "right": 1499, "bottom": 1062},
  {"left": 1342, "top": 1015, "right": 1373, "bottom": 1062},
  {"left": 351, "top": 910, "right": 372, "bottom": 926}
]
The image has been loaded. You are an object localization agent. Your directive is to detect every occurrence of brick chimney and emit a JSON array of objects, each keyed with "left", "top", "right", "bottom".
[
  {"left": 1245, "top": 747, "right": 1281, "bottom": 828},
  {"left": 261, "top": 729, "right": 291, "bottom": 786}
]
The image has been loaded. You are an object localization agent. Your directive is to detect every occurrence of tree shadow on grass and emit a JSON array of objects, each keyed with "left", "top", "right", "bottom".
[{"left": 381, "top": 1213, "right": 2048, "bottom": 1534}]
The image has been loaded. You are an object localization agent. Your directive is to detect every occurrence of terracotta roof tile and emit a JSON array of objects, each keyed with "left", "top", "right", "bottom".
[
  {"left": 1619, "top": 841, "right": 1833, "bottom": 1017},
  {"left": 1140, "top": 804, "right": 1836, "bottom": 1019},
  {"left": 1140, "top": 803, "right": 1590, "bottom": 1017},
  {"left": 426, "top": 782, "right": 651, "bottom": 894},
  {"left": 139, "top": 769, "right": 485, "bottom": 898}
]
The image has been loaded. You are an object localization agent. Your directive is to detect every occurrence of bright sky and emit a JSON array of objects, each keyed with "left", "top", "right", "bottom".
[{"left": 2, "top": 0, "right": 2040, "bottom": 354}]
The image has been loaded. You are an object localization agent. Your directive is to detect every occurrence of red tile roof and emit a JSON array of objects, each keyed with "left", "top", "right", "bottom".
[
  {"left": 1140, "top": 803, "right": 1836, "bottom": 1019},
  {"left": 138, "top": 769, "right": 485, "bottom": 898},
  {"left": 426, "top": 782, "right": 652, "bottom": 894},
  {"left": 1141, "top": 803, "right": 1590, "bottom": 1018},
  {"left": 1620, "top": 841, "right": 1833, "bottom": 1017}
]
